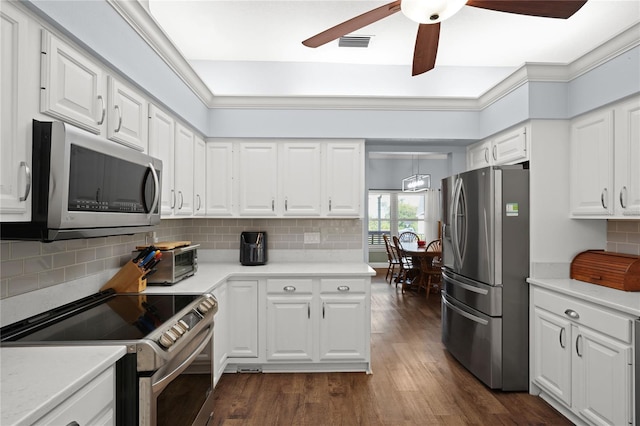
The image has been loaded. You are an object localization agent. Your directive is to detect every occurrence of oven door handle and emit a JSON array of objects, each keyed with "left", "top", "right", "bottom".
[{"left": 152, "top": 326, "right": 213, "bottom": 396}]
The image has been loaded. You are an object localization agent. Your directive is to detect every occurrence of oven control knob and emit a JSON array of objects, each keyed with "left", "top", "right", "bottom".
[
  {"left": 197, "top": 301, "right": 211, "bottom": 315},
  {"left": 171, "top": 324, "right": 186, "bottom": 336},
  {"left": 178, "top": 320, "right": 189, "bottom": 331},
  {"left": 158, "top": 332, "right": 175, "bottom": 349}
]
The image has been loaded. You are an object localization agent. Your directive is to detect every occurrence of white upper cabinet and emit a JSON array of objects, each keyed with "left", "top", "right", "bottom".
[
  {"left": 466, "top": 125, "right": 528, "bottom": 171},
  {"left": 40, "top": 30, "right": 106, "bottom": 134},
  {"left": 570, "top": 96, "right": 639, "bottom": 218},
  {"left": 106, "top": 76, "right": 148, "bottom": 152},
  {"left": 280, "top": 142, "right": 322, "bottom": 216},
  {"left": 1, "top": 3, "right": 32, "bottom": 222},
  {"left": 467, "top": 140, "right": 492, "bottom": 170},
  {"left": 205, "top": 142, "right": 234, "bottom": 216},
  {"left": 193, "top": 135, "right": 206, "bottom": 216},
  {"left": 237, "top": 142, "right": 279, "bottom": 216},
  {"left": 613, "top": 97, "right": 640, "bottom": 216},
  {"left": 570, "top": 109, "right": 614, "bottom": 216},
  {"left": 324, "top": 142, "right": 363, "bottom": 217},
  {"left": 148, "top": 104, "right": 175, "bottom": 217},
  {"left": 173, "top": 123, "right": 195, "bottom": 216}
]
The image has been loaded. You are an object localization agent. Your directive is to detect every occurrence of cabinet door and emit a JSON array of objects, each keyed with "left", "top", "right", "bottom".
[
  {"left": 212, "top": 283, "right": 228, "bottom": 385},
  {"left": 193, "top": 135, "right": 206, "bottom": 216},
  {"left": 532, "top": 307, "right": 573, "bottom": 406},
  {"left": 227, "top": 281, "right": 259, "bottom": 358},
  {"left": 614, "top": 97, "right": 640, "bottom": 216},
  {"left": 1, "top": 4, "right": 31, "bottom": 221},
  {"left": 492, "top": 126, "right": 527, "bottom": 165},
  {"left": 467, "top": 140, "right": 492, "bottom": 170},
  {"left": 174, "top": 123, "right": 194, "bottom": 216},
  {"left": 266, "top": 295, "right": 314, "bottom": 361},
  {"left": 40, "top": 30, "right": 106, "bottom": 134},
  {"left": 205, "top": 142, "right": 234, "bottom": 216},
  {"left": 324, "top": 142, "right": 363, "bottom": 217},
  {"left": 280, "top": 142, "right": 321, "bottom": 216},
  {"left": 570, "top": 110, "right": 614, "bottom": 216},
  {"left": 148, "top": 104, "right": 175, "bottom": 216},
  {"left": 107, "top": 76, "right": 147, "bottom": 152},
  {"left": 319, "top": 294, "right": 367, "bottom": 360},
  {"left": 238, "top": 142, "right": 278, "bottom": 216},
  {"left": 573, "top": 326, "right": 632, "bottom": 426}
]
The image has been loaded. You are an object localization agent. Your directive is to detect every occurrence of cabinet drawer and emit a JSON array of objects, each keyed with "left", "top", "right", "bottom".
[
  {"left": 320, "top": 278, "right": 366, "bottom": 293},
  {"left": 34, "top": 366, "right": 115, "bottom": 425},
  {"left": 533, "top": 288, "right": 632, "bottom": 343},
  {"left": 267, "top": 278, "right": 313, "bottom": 294}
]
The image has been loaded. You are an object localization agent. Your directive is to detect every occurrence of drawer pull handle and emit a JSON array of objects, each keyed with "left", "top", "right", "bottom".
[
  {"left": 576, "top": 334, "right": 583, "bottom": 357},
  {"left": 283, "top": 285, "right": 296, "bottom": 292},
  {"left": 564, "top": 309, "right": 579, "bottom": 320},
  {"left": 559, "top": 327, "right": 566, "bottom": 349},
  {"left": 590, "top": 275, "right": 602, "bottom": 281},
  {"left": 337, "top": 285, "right": 350, "bottom": 292}
]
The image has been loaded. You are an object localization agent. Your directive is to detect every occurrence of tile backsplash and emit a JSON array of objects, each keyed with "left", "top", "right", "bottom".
[
  {"left": 0, "top": 218, "right": 362, "bottom": 299},
  {"left": 606, "top": 220, "right": 640, "bottom": 255}
]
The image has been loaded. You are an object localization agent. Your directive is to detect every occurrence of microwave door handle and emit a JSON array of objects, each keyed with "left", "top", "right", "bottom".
[{"left": 148, "top": 163, "right": 160, "bottom": 215}]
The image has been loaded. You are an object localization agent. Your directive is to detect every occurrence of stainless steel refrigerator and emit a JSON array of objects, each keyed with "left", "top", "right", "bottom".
[{"left": 441, "top": 165, "right": 529, "bottom": 391}]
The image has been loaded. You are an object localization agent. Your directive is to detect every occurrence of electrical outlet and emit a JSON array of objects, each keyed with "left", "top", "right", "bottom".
[{"left": 304, "top": 232, "right": 320, "bottom": 244}]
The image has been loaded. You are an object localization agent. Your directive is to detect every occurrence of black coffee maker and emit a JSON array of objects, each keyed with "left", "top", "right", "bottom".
[{"left": 240, "top": 231, "right": 267, "bottom": 266}]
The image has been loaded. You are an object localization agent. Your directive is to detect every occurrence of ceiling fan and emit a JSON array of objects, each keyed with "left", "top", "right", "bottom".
[{"left": 302, "top": 0, "right": 588, "bottom": 76}]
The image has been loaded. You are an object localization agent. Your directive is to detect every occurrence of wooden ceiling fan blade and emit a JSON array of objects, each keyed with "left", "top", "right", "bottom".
[
  {"left": 466, "top": 0, "right": 588, "bottom": 19},
  {"left": 412, "top": 23, "right": 440, "bottom": 76},
  {"left": 302, "top": 1, "right": 401, "bottom": 48}
]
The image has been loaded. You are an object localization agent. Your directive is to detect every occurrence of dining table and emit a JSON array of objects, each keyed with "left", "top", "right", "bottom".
[{"left": 399, "top": 241, "right": 442, "bottom": 294}]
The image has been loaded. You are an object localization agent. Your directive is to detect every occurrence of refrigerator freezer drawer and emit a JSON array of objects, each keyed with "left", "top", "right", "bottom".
[
  {"left": 441, "top": 294, "right": 502, "bottom": 389},
  {"left": 442, "top": 269, "right": 502, "bottom": 316}
]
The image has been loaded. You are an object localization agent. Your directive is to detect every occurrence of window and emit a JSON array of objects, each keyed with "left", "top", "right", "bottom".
[{"left": 368, "top": 191, "right": 426, "bottom": 247}]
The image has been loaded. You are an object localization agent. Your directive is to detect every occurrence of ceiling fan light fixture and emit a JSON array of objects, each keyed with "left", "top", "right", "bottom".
[{"left": 401, "top": 0, "right": 467, "bottom": 24}]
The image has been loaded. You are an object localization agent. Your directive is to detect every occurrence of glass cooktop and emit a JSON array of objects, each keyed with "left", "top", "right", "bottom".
[{"left": 0, "top": 292, "right": 199, "bottom": 343}]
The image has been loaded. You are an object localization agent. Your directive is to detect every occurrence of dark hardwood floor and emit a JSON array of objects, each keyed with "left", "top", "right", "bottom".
[{"left": 209, "top": 271, "right": 570, "bottom": 425}]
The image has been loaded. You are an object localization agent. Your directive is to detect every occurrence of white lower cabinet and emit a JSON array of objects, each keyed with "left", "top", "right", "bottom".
[
  {"left": 531, "top": 286, "right": 633, "bottom": 426},
  {"left": 33, "top": 366, "right": 115, "bottom": 426},
  {"left": 264, "top": 277, "right": 370, "bottom": 366},
  {"left": 319, "top": 279, "right": 368, "bottom": 361},
  {"left": 266, "top": 278, "right": 314, "bottom": 361},
  {"left": 227, "top": 280, "right": 259, "bottom": 358}
]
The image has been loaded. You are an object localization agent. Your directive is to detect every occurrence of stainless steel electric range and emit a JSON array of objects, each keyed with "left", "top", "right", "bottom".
[{"left": 0, "top": 289, "right": 218, "bottom": 426}]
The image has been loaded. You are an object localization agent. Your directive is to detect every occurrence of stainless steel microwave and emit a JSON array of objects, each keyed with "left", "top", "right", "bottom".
[{"left": 1, "top": 120, "right": 162, "bottom": 242}]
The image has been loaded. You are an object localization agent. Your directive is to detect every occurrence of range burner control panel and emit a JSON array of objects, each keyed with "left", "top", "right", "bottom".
[{"left": 157, "top": 295, "right": 217, "bottom": 349}]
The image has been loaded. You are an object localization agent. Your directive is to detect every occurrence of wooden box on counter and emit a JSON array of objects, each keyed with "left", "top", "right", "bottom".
[{"left": 570, "top": 250, "right": 640, "bottom": 291}]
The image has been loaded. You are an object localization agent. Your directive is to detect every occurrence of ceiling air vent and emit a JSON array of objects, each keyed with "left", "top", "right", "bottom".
[{"left": 338, "top": 36, "right": 371, "bottom": 48}]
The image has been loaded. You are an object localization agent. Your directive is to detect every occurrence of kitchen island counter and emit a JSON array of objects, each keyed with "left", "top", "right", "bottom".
[
  {"left": 1, "top": 345, "right": 126, "bottom": 425},
  {"left": 143, "top": 261, "right": 376, "bottom": 294}
]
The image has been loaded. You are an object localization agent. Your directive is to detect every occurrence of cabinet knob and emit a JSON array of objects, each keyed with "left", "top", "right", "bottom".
[
  {"left": 337, "top": 285, "right": 350, "bottom": 292},
  {"left": 283, "top": 285, "right": 296, "bottom": 292},
  {"left": 564, "top": 309, "right": 580, "bottom": 320}
]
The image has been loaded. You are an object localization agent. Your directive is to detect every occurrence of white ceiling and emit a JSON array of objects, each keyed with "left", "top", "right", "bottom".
[{"left": 147, "top": 0, "right": 640, "bottom": 98}]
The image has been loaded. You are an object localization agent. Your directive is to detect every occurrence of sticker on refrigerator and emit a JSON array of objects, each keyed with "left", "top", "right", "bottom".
[{"left": 506, "top": 203, "right": 519, "bottom": 217}]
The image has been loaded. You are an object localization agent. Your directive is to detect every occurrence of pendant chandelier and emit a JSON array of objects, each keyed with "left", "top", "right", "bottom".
[{"left": 402, "top": 155, "right": 430, "bottom": 192}]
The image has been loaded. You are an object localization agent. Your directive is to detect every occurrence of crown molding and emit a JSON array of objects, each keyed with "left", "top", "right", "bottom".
[
  {"left": 106, "top": 0, "right": 215, "bottom": 106},
  {"left": 112, "top": 1, "right": 638, "bottom": 112}
]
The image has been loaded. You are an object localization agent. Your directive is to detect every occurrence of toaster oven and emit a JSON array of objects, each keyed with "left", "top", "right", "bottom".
[{"left": 137, "top": 244, "right": 199, "bottom": 285}]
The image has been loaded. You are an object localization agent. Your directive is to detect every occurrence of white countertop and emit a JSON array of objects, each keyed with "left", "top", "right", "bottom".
[
  {"left": 1, "top": 345, "right": 126, "bottom": 425},
  {"left": 143, "top": 261, "right": 376, "bottom": 294},
  {"left": 527, "top": 277, "right": 640, "bottom": 317}
]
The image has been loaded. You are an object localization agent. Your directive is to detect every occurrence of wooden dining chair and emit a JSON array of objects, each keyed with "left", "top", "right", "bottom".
[
  {"left": 392, "top": 235, "right": 419, "bottom": 292},
  {"left": 398, "top": 231, "right": 419, "bottom": 243},
  {"left": 382, "top": 234, "right": 401, "bottom": 284},
  {"left": 419, "top": 239, "right": 443, "bottom": 299}
]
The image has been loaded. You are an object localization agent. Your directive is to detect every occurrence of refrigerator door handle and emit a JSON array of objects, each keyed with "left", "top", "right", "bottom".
[
  {"left": 442, "top": 270, "right": 489, "bottom": 295},
  {"left": 451, "top": 177, "right": 464, "bottom": 269},
  {"left": 442, "top": 296, "right": 489, "bottom": 326}
]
